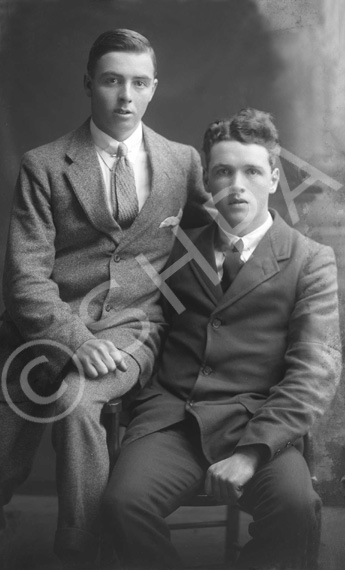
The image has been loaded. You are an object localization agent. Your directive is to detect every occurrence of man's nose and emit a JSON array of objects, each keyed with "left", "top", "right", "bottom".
[
  {"left": 119, "top": 82, "right": 132, "bottom": 102},
  {"left": 231, "top": 171, "right": 246, "bottom": 190}
]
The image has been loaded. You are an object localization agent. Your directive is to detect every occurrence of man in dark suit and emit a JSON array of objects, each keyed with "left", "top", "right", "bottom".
[
  {"left": 102, "top": 108, "right": 342, "bottom": 570},
  {"left": 0, "top": 29, "right": 209, "bottom": 566}
]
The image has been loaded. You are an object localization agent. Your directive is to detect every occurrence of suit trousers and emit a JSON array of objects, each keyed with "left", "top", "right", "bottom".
[
  {"left": 52, "top": 353, "right": 140, "bottom": 561},
  {"left": 102, "top": 418, "right": 321, "bottom": 570},
  {"left": 0, "top": 401, "right": 46, "bottom": 507}
]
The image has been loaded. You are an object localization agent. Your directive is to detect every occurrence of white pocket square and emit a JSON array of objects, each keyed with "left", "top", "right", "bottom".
[{"left": 159, "top": 208, "right": 183, "bottom": 228}]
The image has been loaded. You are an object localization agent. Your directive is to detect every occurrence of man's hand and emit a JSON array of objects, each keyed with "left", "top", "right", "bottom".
[
  {"left": 205, "top": 447, "right": 261, "bottom": 504},
  {"left": 72, "top": 339, "right": 128, "bottom": 379}
]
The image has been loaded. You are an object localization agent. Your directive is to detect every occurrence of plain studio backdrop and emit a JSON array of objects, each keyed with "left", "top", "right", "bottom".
[{"left": 0, "top": 0, "right": 344, "bottom": 520}]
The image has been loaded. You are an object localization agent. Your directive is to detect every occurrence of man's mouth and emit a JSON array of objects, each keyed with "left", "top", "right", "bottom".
[
  {"left": 114, "top": 109, "right": 131, "bottom": 115},
  {"left": 229, "top": 198, "right": 247, "bottom": 205}
]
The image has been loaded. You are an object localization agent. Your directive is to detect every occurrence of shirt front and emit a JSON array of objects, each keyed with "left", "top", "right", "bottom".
[
  {"left": 90, "top": 119, "right": 151, "bottom": 213},
  {"left": 215, "top": 213, "right": 273, "bottom": 279}
]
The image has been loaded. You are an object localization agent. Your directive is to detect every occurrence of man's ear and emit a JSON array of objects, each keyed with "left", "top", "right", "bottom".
[
  {"left": 203, "top": 168, "right": 210, "bottom": 192},
  {"left": 149, "top": 78, "right": 158, "bottom": 102},
  {"left": 269, "top": 167, "right": 280, "bottom": 194},
  {"left": 84, "top": 73, "right": 92, "bottom": 98}
]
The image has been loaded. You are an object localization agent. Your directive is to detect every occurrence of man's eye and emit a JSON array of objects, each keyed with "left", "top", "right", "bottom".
[
  {"left": 134, "top": 80, "right": 147, "bottom": 88},
  {"left": 216, "top": 168, "right": 230, "bottom": 176},
  {"left": 247, "top": 168, "right": 259, "bottom": 175},
  {"left": 106, "top": 77, "right": 119, "bottom": 85}
]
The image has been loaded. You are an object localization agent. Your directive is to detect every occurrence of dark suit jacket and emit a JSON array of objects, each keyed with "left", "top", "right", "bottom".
[
  {"left": 123, "top": 211, "right": 342, "bottom": 463},
  {"left": 0, "top": 119, "right": 210, "bottom": 401}
]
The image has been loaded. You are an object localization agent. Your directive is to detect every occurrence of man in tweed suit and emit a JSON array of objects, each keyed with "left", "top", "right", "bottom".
[
  {"left": 102, "top": 109, "right": 342, "bottom": 570},
  {"left": 0, "top": 29, "right": 209, "bottom": 566}
]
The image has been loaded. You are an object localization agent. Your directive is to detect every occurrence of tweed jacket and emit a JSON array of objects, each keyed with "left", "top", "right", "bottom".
[
  {"left": 122, "top": 211, "right": 342, "bottom": 463},
  {"left": 0, "top": 119, "right": 210, "bottom": 401}
]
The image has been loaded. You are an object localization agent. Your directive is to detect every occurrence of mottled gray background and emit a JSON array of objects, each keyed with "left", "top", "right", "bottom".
[{"left": 0, "top": 0, "right": 344, "bottom": 504}]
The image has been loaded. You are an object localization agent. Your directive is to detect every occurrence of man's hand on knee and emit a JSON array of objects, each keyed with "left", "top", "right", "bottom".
[
  {"left": 205, "top": 447, "right": 261, "bottom": 504},
  {"left": 72, "top": 339, "right": 128, "bottom": 379}
]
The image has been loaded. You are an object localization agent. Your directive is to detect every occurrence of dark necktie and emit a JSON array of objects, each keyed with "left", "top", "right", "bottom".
[
  {"left": 221, "top": 238, "right": 244, "bottom": 291},
  {"left": 112, "top": 142, "right": 139, "bottom": 229}
]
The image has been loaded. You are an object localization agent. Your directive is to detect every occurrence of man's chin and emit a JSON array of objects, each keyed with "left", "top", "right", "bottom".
[{"left": 218, "top": 214, "right": 247, "bottom": 235}]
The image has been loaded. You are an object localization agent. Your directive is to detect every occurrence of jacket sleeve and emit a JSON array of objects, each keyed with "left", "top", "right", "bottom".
[
  {"left": 180, "top": 146, "right": 214, "bottom": 229},
  {"left": 235, "top": 243, "right": 342, "bottom": 461},
  {"left": 2, "top": 153, "right": 95, "bottom": 376}
]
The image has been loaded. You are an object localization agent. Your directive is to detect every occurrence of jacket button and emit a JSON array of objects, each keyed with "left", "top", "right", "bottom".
[
  {"left": 105, "top": 304, "right": 112, "bottom": 312},
  {"left": 212, "top": 318, "right": 221, "bottom": 329},
  {"left": 203, "top": 366, "right": 212, "bottom": 375},
  {"left": 114, "top": 254, "right": 121, "bottom": 262}
]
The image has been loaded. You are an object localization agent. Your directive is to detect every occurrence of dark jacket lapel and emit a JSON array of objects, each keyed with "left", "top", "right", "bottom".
[
  {"left": 189, "top": 223, "right": 223, "bottom": 303},
  {"left": 217, "top": 211, "right": 292, "bottom": 310}
]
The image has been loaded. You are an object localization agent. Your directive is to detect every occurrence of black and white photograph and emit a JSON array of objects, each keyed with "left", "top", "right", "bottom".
[{"left": 0, "top": 1, "right": 344, "bottom": 569}]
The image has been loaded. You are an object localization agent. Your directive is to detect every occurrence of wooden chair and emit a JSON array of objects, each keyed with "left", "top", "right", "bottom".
[{"left": 103, "top": 398, "right": 320, "bottom": 569}]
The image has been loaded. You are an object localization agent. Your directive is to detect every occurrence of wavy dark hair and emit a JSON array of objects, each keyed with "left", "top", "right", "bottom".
[{"left": 202, "top": 108, "right": 281, "bottom": 169}]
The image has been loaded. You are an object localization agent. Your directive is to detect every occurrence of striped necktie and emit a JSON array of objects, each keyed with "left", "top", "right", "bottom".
[
  {"left": 112, "top": 142, "right": 139, "bottom": 229},
  {"left": 221, "top": 239, "right": 244, "bottom": 291}
]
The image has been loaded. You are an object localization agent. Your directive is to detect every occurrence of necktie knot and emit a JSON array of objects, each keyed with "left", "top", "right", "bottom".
[
  {"left": 117, "top": 142, "right": 128, "bottom": 158},
  {"left": 232, "top": 238, "right": 244, "bottom": 254}
]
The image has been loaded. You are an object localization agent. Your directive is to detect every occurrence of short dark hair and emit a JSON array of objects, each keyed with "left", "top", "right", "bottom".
[
  {"left": 87, "top": 29, "right": 157, "bottom": 77},
  {"left": 202, "top": 108, "right": 281, "bottom": 169}
]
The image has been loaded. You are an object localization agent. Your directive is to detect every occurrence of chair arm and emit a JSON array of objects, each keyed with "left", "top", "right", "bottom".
[
  {"left": 303, "top": 433, "right": 318, "bottom": 490},
  {"left": 103, "top": 398, "right": 123, "bottom": 469}
]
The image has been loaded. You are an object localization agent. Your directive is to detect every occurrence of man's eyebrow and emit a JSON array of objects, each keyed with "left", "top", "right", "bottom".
[
  {"left": 98, "top": 71, "right": 122, "bottom": 80},
  {"left": 244, "top": 163, "right": 264, "bottom": 170},
  {"left": 212, "top": 162, "right": 232, "bottom": 168},
  {"left": 99, "top": 71, "right": 152, "bottom": 80},
  {"left": 132, "top": 75, "right": 153, "bottom": 81},
  {"left": 210, "top": 162, "right": 233, "bottom": 172}
]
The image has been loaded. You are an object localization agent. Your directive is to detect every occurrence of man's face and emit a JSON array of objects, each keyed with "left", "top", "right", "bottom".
[
  {"left": 204, "top": 140, "right": 279, "bottom": 236},
  {"left": 84, "top": 51, "right": 158, "bottom": 141}
]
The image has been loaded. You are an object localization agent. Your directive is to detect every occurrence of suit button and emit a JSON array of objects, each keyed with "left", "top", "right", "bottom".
[
  {"left": 203, "top": 366, "right": 212, "bottom": 375},
  {"left": 212, "top": 318, "right": 221, "bottom": 329},
  {"left": 105, "top": 304, "right": 112, "bottom": 312},
  {"left": 114, "top": 254, "right": 121, "bottom": 262}
]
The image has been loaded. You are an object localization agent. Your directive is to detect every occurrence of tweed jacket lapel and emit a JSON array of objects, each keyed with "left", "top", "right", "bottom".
[
  {"left": 116, "top": 124, "right": 177, "bottom": 250},
  {"left": 65, "top": 120, "right": 122, "bottom": 243},
  {"left": 64, "top": 121, "right": 195, "bottom": 248},
  {"left": 217, "top": 211, "right": 292, "bottom": 310}
]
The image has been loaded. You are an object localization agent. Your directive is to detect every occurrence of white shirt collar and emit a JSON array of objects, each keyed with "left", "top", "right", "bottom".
[
  {"left": 218, "top": 212, "right": 273, "bottom": 253},
  {"left": 90, "top": 119, "right": 143, "bottom": 157}
]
